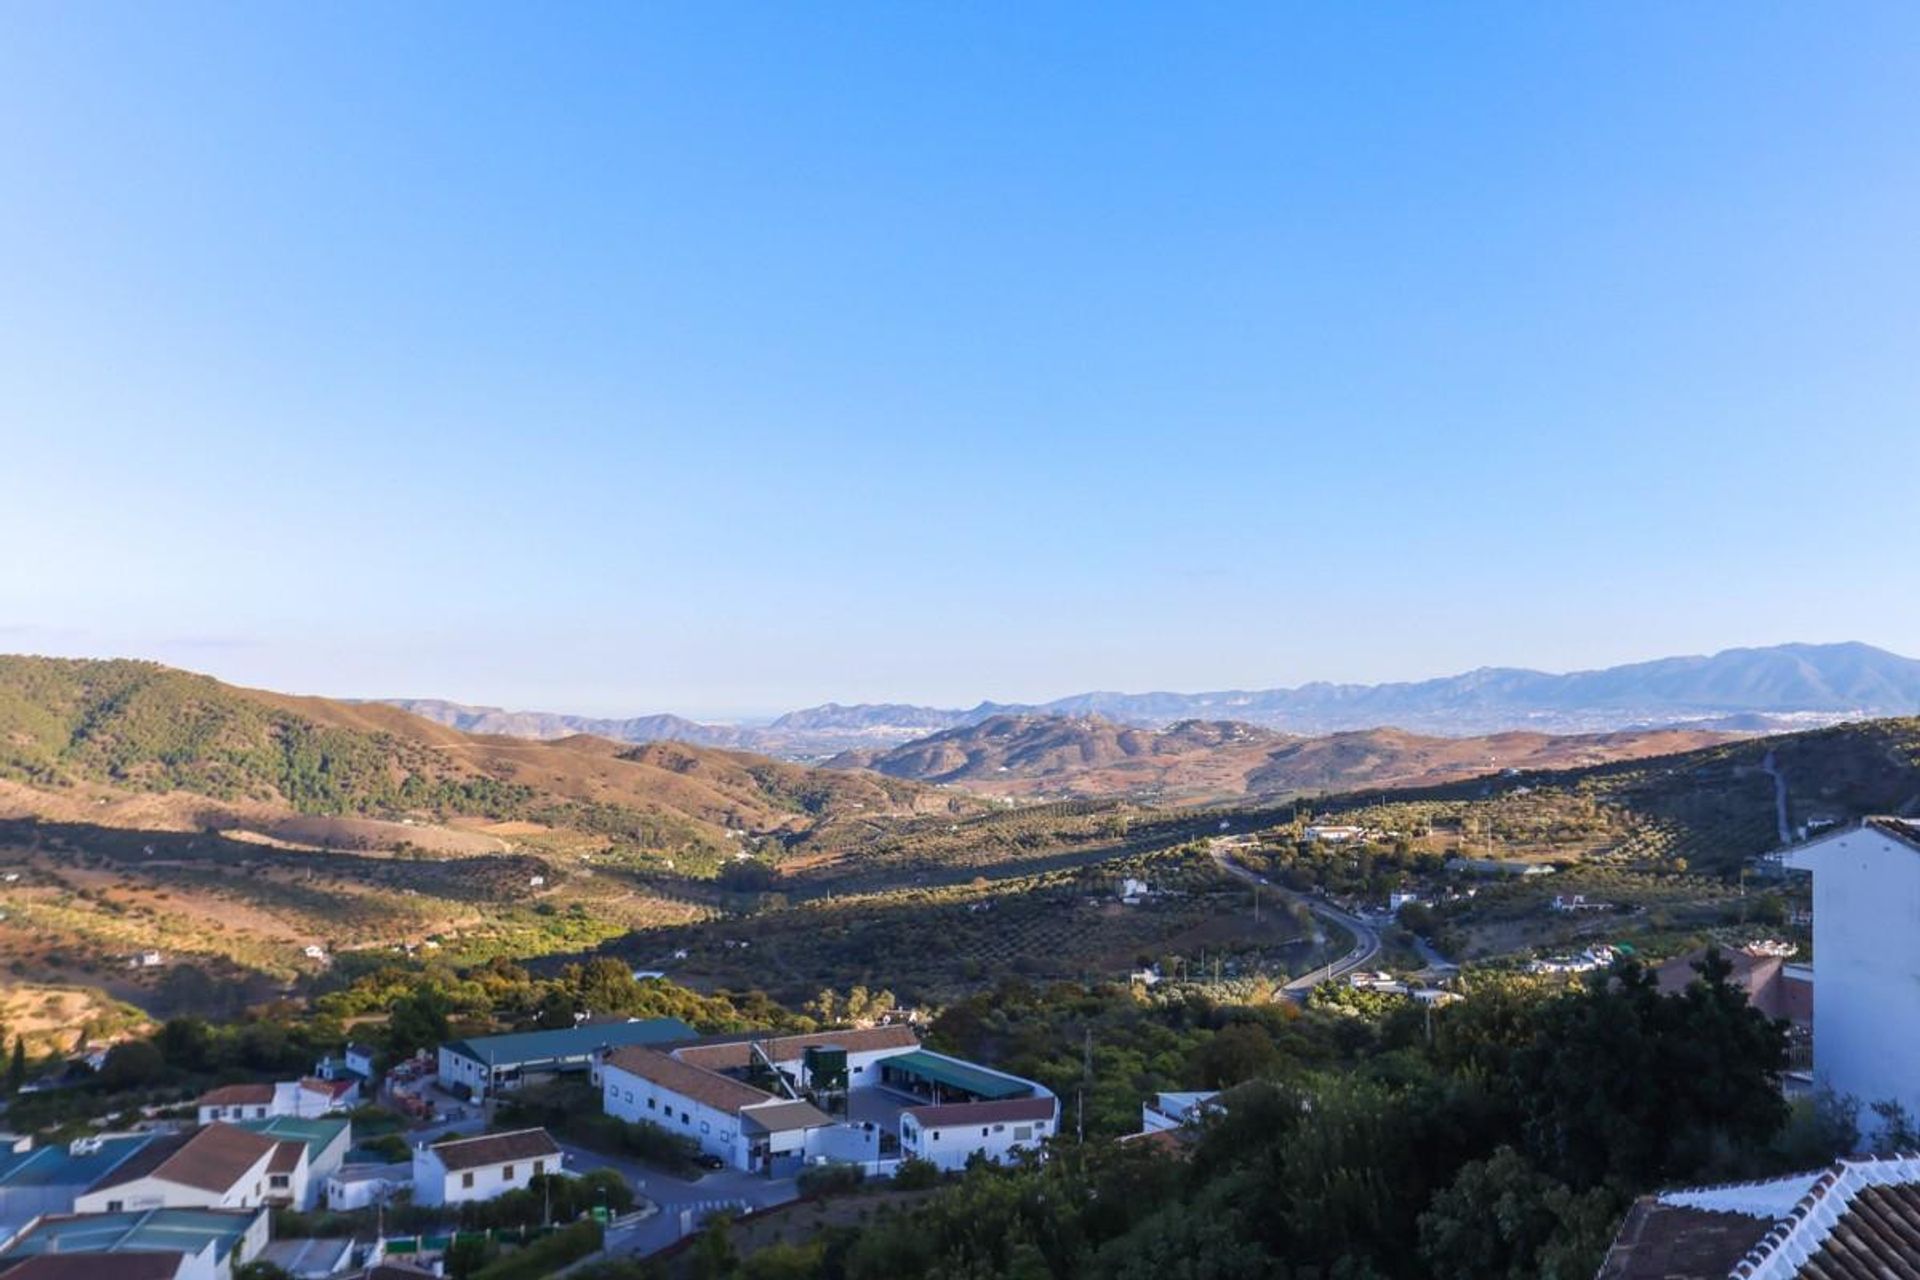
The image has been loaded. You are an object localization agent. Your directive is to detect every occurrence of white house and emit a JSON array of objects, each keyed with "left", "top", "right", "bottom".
[
  {"left": 237, "top": 1116, "right": 351, "bottom": 1211},
  {"left": 412, "top": 1129, "right": 562, "bottom": 1207},
  {"left": 1784, "top": 818, "right": 1920, "bottom": 1128},
  {"left": 196, "top": 1078, "right": 358, "bottom": 1125},
  {"left": 73, "top": 1125, "right": 284, "bottom": 1214},
  {"left": 1139, "top": 1091, "right": 1222, "bottom": 1135},
  {"left": 326, "top": 1160, "right": 412, "bottom": 1211},
  {"left": 898, "top": 1097, "right": 1056, "bottom": 1172},
  {"left": 1304, "top": 826, "right": 1366, "bottom": 844}
]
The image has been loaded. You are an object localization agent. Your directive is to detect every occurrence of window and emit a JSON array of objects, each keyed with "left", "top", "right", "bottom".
[
  {"left": 682, "top": 1111, "right": 691, "bottom": 1125},
  {"left": 624, "top": 1090, "right": 633, "bottom": 1103},
  {"left": 1014, "top": 1126, "right": 1032, "bottom": 1140},
  {"left": 462, "top": 1172, "right": 475, "bottom": 1189},
  {"left": 931, "top": 1131, "right": 942, "bottom": 1140},
  {"left": 106, "top": 1200, "right": 123, "bottom": 1213},
  {"left": 994, "top": 1124, "right": 1005, "bottom": 1133},
  {"left": 533, "top": 1160, "right": 544, "bottom": 1177},
  {"left": 981, "top": 1128, "right": 990, "bottom": 1137},
  {"left": 647, "top": 1098, "right": 657, "bottom": 1111},
  {"left": 270, "top": 1175, "right": 289, "bottom": 1189},
  {"left": 700, "top": 1121, "right": 711, "bottom": 1134},
  {"left": 502, "top": 1164, "right": 514, "bottom": 1179}
]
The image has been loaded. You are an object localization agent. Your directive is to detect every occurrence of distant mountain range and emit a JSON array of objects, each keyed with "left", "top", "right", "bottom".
[
  {"left": 384, "top": 642, "right": 1920, "bottom": 757},
  {"left": 822, "top": 713, "right": 1737, "bottom": 800}
]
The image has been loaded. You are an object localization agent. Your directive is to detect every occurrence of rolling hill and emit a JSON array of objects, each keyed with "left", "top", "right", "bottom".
[
  {"left": 827, "top": 713, "right": 1737, "bottom": 800},
  {"left": 0, "top": 656, "right": 948, "bottom": 862}
]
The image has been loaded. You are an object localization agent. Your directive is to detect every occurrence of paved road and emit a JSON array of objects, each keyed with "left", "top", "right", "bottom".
[
  {"left": 563, "top": 1143, "right": 799, "bottom": 1257},
  {"left": 1208, "top": 840, "right": 1382, "bottom": 991},
  {"left": 1760, "top": 750, "right": 1791, "bottom": 844}
]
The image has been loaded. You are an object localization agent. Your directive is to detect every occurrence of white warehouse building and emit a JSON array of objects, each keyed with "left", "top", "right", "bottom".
[{"left": 600, "top": 1026, "right": 1057, "bottom": 1177}]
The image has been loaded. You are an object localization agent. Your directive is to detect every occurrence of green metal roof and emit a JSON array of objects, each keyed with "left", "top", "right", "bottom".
[
  {"left": 237, "top": 1116, "right": 349, "bottom": 1159},
  {"left": 879, "top": 1050, "right": 1033, "bottom": 1101},
  {"left": 6, "top": 1207, "right": 261, "bottom": 1261},
  {"left": 444, "top": 1018, "right": 696, "bottom": 1068}
]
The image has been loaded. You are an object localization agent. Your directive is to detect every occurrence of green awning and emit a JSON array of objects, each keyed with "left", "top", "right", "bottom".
[{"left": 879, "top": 1050, "right": 1031, "bottom": 1100}]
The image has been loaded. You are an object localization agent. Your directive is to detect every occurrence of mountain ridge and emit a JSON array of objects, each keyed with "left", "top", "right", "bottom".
[{"left": 381, "top": 642, "right": 1920, "bottom": 754}]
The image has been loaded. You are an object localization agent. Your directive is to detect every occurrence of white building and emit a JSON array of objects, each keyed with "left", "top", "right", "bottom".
[
  {"left": 196, "top": 1078, "right": 358, "bottom": 1125},
  {"left": 437, "top": 1017, "right": 695, "bottom": 1099},
  {"left": 1784, "top": 818, "right": 1920, "bottom": 1127},
  {"left": 0, "top": 1206, "right": 271, "bottom": 1280},
  {"left": 412, "top": 1129, "right": 562, "bottom": 1207},
  {"left": 1139, "top": 1090, "right": 1221, "bottom": 1135},
  {"left": 898, "top": 1098, "right": 1056, "bottom": 1172},
  {"left": 74, "top": 1125, "right": 285, "bottom": 1214},
  {"left": 601, "top": 1028, "right": 1056, "bottom": 1177},
  {"left": 326, "top": 1160, "right": 412, "bottom": 1211},
  {"left": 1304, "top": 826, "right": 1366, "bottom": 844}
]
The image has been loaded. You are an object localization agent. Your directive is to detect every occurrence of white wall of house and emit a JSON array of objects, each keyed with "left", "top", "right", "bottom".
[
  {"left": 326, "top": 1164, "right": 412, "bottom": 1211},
  {"left": 73, "top": 1151, "right": 275, "bottom": 1214},
  {"left": 197, "top": 1101, "right": 276, "bottom": 1125},
  {"left": 265, "top": 1147, "right": 312, "bottom": 1211},
  {"left": 1787, "top": 827, "right": 1920, "bottom": 1127},
  {"left": 411, "top": 1148, "right": 559, "bottom": 1207},
  {"left": 601, "top": 1065, "right": 745, "bottom": 1167},
  {"left": 437, "top": 1047, "right": 493, "bottom": 1098},
  {"left": 898, "top": 1113, "right": 1052, "bottom": 1172}
]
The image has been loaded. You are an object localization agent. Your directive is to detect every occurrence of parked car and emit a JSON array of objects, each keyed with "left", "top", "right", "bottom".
[{"left": 694, "top": 1153, "right": 726, "bottom": 1171}]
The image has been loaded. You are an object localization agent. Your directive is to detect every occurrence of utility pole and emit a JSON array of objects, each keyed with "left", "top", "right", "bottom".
[{"left": 1076, "top": 1027, "right": 1090, "bottom": 1145}]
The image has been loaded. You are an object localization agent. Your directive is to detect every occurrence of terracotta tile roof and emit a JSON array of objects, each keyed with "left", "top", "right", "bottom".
[
  {"left": 904, "top": 1097, "right": 1057, "bottom": 1127},
  {"left": 1601, "top": 1157, "right": 1920, "bottom": 1280},
  {"left": 603, "top": 1047, "right": 774, "bottom": 1114},
  {"left": 195, "top": 1083, "right": 274, "bottom": 1108},
  {"left": 672, "top": 1026, "right": 919, "bottom": 1072},
  {"left": 429, "top": 1128, "right": 560, "bottom": 1173},
  {"left": 88, "top": 1125, "right": 277, "bottom": 1195},
  {"left": 266, "top": 1141, "right": 304, "bottom": 1175},
  {"left": 1599, "top": 1200, "right": 1776, "bottom": 1279}
]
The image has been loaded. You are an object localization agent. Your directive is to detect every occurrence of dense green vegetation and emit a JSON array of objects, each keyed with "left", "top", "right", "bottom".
[{"left": 654, "top": 954, "right": 1816, "bottom": 1280}]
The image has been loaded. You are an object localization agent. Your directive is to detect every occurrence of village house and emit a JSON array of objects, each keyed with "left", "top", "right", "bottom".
[
  {"left": 437, "top": 1017, "right": 695, "bottom": 1100},
  {"left": 234, "top": 1117, "right": 350, "bottom": 1211},
  {"left": 194, "top": 1077, "right": 358, "bottom": 1125},
  {"left": 0, "top": 1207, "right": 271, "bottom": 1280},
  {"left": 72, "top": 1126, "right": 289, "bottom": 1215},
  {"left": 324, "top": 1160, "right": 411, "bottom": 1212},
  {"left": 1782, "top": 818, "right": 1920, "bottom": 1127},
  {"left": 411, "top": 1129, "right": 562, "bottom": 1208}
]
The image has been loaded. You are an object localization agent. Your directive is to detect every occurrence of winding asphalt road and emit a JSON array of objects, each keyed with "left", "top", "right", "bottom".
[{"left": 1208, "top": 840, "right": 1382, "bottom": 991}]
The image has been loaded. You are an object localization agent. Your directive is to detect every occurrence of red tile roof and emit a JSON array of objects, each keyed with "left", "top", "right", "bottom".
[
  {"left": 904, "top": 1097, "right": 1056, "bottom": 1127},
  {"left": 603, "top": 1047, "right": 773, "bottom": 1114},
  {"left": 428, "top": 1128, "right": 560, "bottom": 1173},
  {"left": 89, "top": 1124, "right": 277, "bottom": 1194},
  {"left": 196, "top": 1083, "right": 274, "bottom": 1108}
]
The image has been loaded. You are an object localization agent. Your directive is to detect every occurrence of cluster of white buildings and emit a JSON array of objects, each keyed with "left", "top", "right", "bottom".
[{"left": 598, "top": 1025, "right": 1057, "bottom": 1176}]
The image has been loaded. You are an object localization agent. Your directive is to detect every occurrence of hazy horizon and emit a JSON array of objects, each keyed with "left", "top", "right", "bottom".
[{"left": 6, "top": 6, "right": 1920, "bottom": 717}]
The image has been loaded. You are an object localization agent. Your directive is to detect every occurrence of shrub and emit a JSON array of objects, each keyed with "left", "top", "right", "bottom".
[
  {"left": 890, "top": 1157, "right": 941, "bottom": 1190},
  {"left": 470, "top": 1220, "right": 603, "bottom": 1280},
  {"left": 797, "top": 1162, "right": 865, "bottom": 1197}
]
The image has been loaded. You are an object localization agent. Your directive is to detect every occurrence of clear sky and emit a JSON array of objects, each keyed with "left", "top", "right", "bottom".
[{"left": 3, "top": 5, "right": 1918, "bottom": 718}]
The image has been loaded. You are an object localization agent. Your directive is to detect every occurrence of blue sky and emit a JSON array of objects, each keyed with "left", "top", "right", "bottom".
[{"left": 3, "top": 5, "right": 1918, "bottom": 718}]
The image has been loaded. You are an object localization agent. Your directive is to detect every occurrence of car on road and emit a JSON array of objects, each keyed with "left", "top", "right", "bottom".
[{"left": 694, "top": 1153, "right": 726, "bottom": 1171}]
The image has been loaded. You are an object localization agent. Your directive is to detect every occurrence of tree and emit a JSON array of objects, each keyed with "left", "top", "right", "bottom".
[
  {"left": 1418, "top": 1147, "right": 1619, "bottom": 1280},
  {"left": 1508, "top": 952, "right": 1789, "bottom": 1190},
  {"left": 1190, "top": 1023, "right": 1279, "bottom": 1089},
  {"left": 6, "top": 1036, "right": 24, "bottom": 1094},
  {"left": 388, "top": 989, "right": 451, "bottom": 1057},
  {"left": 97, "top": 1040, "right": 166, "bottom": 1091}
]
